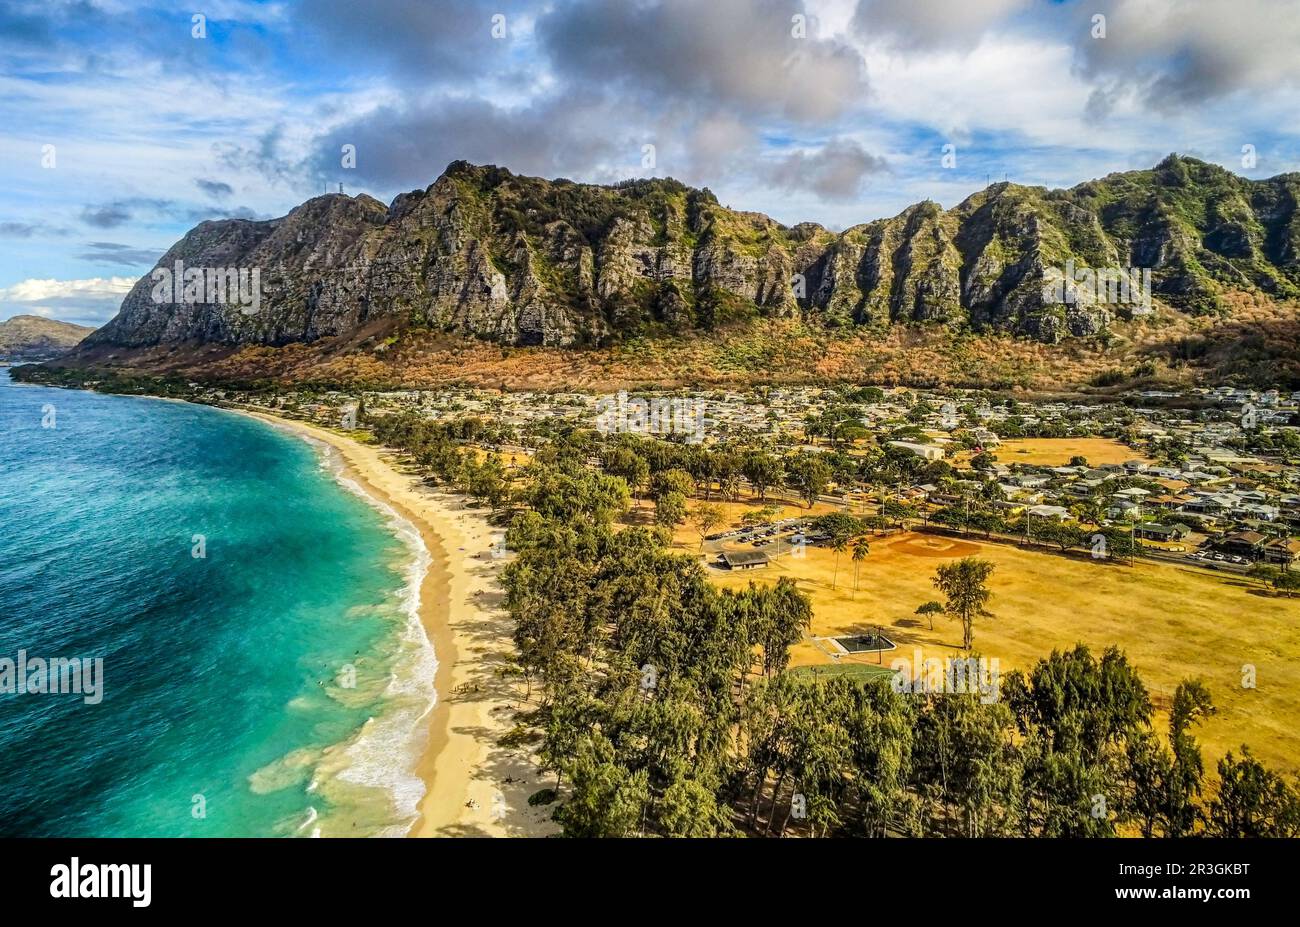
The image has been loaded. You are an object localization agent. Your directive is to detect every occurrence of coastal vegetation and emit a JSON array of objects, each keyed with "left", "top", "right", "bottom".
[{"left": 364, "top": 414, "right": 1300, "bottom": 838}]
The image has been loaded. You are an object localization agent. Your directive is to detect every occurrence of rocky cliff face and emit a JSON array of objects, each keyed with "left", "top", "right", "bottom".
[{"left": 82, "top": 155, "right": 1300, "bottom": 353}]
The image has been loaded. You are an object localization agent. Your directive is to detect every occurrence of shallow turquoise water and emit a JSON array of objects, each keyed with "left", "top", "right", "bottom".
[{"left": 0, "top": 367, "right": 432, "bottom": 836}]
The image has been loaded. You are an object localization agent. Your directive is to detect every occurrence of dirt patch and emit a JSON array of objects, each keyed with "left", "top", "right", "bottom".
[{"left": 885, "top": 534, "right": 981, "bottom": 558}]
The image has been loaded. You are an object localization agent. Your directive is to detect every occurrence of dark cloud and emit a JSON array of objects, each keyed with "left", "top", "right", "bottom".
[
  {"left": 214, "top": 126, "right": 302, "bottom": 187},
  {"left": 75, "top": 242, "right": 162, "bottom": 266},
  {"left": 852, "top": 0, "right": 1030, "bottom": 50},
  {"left": 196, "top": 1, "right": 869, "bottom": 202},
  {"left": 303, "top": 95, "right": 633, "bottom": 191},
  {"left": 195, "top": 178, "right": 234, "bottom": 199},
  {"left": 1068, "top": 1, "right": 1300, "bottom": 111},
  {"left": 537, "top": 0, "right": 866, "bottom": 123},
  {"left": 0, "top": 221, "right": 67, "bottom": 237},
  {"left": 0, "top": 222, "right": 39, "bottom": 237},
  {"left": 81, "top": 198, "right": 186, "bottom": 228},
  {"left": 185, "top": 205, "right": 266, "bottom": 222},
  {"left": 764, "top": 138, "right": 888, "bottom": 199},
  {"left": 79, "top": 197, "right": 263, "bottom": 231},
  {"left": 79, "top": 202, "right": 136, "bottom": 228}
]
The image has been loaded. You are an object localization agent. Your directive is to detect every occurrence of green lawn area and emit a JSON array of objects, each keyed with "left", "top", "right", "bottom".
[{"left": 789, "top": 662, "right": 898, "bottom": 682}]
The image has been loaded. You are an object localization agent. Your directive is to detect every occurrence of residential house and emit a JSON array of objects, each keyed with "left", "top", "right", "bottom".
[
  {"left": 1261, "top": 538, "right": 1300, "bottom": 567},
  {"left": 1220, "top": 531, "right": 1268, "bottom": 560},
  {"left": 1134, "top": 523, "right": 1192, "bottom": 542},
  {"left": 888, "top": 441, "right": 945, "bottom": 461}
]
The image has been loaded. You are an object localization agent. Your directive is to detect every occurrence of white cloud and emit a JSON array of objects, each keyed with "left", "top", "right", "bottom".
[
  {"left": 0, "top": 276, "right": 134, "bottom": 303},
  {"left": 0, "top": 276, "right": 134, "bottom": 326},
  {"left": 861, "top": 36, "right": 1091, "bottom": 145}
]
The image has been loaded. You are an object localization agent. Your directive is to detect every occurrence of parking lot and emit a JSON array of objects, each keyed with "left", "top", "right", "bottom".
[{"left": 701, "top": 517, "right": 823, "bottom": 567}]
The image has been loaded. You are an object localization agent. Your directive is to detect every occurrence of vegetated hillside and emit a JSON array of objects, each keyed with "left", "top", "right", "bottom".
[
  {"left": 78, "top": 155, "right": 1300, "bottom": 363},
  {"left": 42, "top": 296, "right": 1300, "bottom": 395}
]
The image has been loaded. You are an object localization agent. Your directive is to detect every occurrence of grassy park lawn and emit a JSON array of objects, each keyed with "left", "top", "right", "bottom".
[
  {"left": 788, "top": 663, "right": 897, "bottom": 682},
  {"left": 682, "top": 521, "right": 1300, "bottom": 776}
]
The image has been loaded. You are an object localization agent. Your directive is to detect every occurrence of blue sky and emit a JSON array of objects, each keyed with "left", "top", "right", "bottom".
[{"left": 2, "top": 0, "right": 1298, "bottom": 326}]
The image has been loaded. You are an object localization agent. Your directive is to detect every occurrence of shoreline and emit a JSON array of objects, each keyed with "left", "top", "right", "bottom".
[{"left": 238, "top": 409, "right": 557, "bottom": 838}]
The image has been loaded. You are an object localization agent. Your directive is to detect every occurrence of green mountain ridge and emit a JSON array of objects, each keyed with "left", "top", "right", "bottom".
[{"left": 78, "top": 155, "right": 1300, "bottom": 356}]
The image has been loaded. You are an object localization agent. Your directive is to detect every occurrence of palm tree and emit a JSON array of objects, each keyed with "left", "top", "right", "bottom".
[
  {"left": 831, "top": 535, "right": 849, "bottom": 590},
  {"left": 851, "top": 538, "right": 870, "bottom": 594}
]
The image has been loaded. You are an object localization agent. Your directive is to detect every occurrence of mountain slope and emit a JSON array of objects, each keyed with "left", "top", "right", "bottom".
[
  {"left": 0, "top": 315, "right": 95, "bottom": 359},
  {"left": 80, "top": 155, "right": 1300, "bottom": 356}
]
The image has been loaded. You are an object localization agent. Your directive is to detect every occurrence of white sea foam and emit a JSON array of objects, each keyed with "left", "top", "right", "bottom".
[
  {"left": 297, "top": 805, "right": 319, "bottom": 835},
  {"left": 299, "top": 435, "right": 438, "bottom": 835}
]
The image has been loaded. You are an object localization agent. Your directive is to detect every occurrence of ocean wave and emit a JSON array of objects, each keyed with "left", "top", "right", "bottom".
[
  {"left": 297, "top": 805, "right": 320, "bottom": 837},
  {"left": 291, "top": 434, "right": 439, "bottom": 835}
]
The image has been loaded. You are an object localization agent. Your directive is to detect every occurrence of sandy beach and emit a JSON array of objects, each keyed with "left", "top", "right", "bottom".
[{"left": 240, "top": 410, "right": 557, "bottom": 838}]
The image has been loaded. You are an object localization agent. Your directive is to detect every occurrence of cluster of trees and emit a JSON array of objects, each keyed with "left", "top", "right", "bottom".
[
  {"left": 495, "top": 445, "right": 1299, "bottom": 837},
  {"left": 1248, "top": 563, "right": 1300, "bottom": 596},
  {"left": 786, "top": 513, "right": 870, "bottom": 591},
  {"left": 370, "top": 411, "right": 919, "bottom": 518},
  {"left": 1024, "top": 519, "right": 1139, "bottom": 560},
  {"left": 501, "top": 447, "right": 815, "bottom": 836},
  {"left": 597, "top": 431, "right": 950, "bottom": 509},
  {"left": 1230, "top": 425, "right": 1300, "bottom": 459},
  {"left": 928, "top": 505, "right": 1139, "bottom": 560},
  {"left": 371, "top": 412, "right": 511, "bottom": 508},
  {"left": 802, "top": 405, "right": 870, "bottom": 448}
]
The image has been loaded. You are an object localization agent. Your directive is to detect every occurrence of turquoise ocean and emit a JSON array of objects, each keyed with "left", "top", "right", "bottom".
[{"left": 0, "top": 366, "right": 435, "bottom": 836}]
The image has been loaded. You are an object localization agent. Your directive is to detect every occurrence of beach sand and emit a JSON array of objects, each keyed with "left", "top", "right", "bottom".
[{"left": 241, "top": 410, "right": 558, "bottom": 838}]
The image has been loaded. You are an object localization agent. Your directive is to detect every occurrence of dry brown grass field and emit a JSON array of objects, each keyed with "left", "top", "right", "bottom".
[
  {"left": 671, "top": 505, "right": 1300, "bottom": 776},
  {"left": 996, "top": 437, "right": 1151, "bottom": 467}
]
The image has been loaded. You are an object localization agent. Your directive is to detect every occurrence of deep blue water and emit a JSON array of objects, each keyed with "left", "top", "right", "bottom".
[{"left": 0, "top": 367, "right": 432, "bottom": 836}]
